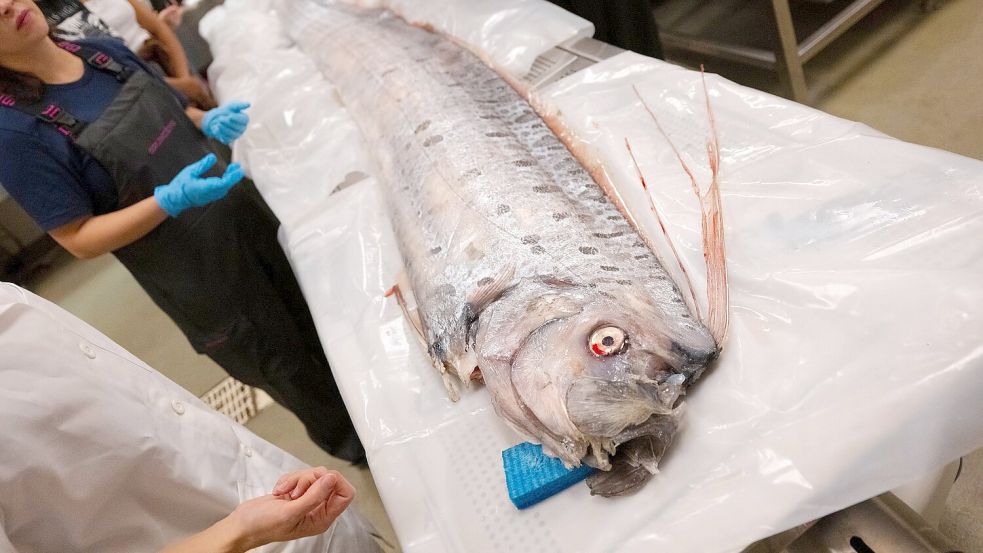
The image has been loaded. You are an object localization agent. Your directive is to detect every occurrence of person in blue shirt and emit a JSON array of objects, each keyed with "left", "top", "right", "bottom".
[{"left": 0, "top": 0, "right": 365, "bottom": 464}]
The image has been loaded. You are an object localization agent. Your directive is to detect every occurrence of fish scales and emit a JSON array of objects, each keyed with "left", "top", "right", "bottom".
[
  {"left": 288, "top": 9, "right": 677, "bottom": 317},
  {"left": 282, "top": 0, "right": 719, "bottom": 495}
]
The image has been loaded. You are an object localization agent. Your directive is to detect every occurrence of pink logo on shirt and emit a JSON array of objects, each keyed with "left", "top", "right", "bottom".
[
  {"left": 148, "top": 120, "right": 177, "bottom": 155},
  {"left": 41, "top": 105, "right": 61, "bottom": 118},
  {"left": 57, "top": 41, "right": 82, "bottom": 53},
  {"left": 0, "top": 95, "right": 15, "bottom": 107}
]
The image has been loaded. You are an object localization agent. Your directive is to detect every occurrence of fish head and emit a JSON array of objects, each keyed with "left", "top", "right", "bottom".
[{"left": 486, "top": 281, "right": 717, "bottom": 474}]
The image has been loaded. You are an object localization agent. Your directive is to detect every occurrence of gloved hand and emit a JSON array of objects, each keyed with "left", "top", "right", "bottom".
[
  {"left": 154, "top": 153, "right": 244, "bottom": 217},
  {"left": 201, "top": 101, "right": 250, "bottom": 144}
]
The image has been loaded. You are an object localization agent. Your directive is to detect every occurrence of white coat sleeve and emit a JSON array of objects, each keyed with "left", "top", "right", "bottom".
[{"left": 0, "top": 509, "right": 20, "bottom": 553}]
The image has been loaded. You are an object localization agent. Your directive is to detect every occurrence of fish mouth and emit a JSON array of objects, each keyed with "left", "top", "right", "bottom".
[
  {"left": 565, "top": 372, "right": 684, "bottom": 439},
  {"left": 586, "top": 414, "right": 679, "bottom": 497},
  {"left": 16, "top": 10, "right": 30, "bottom": 31}
]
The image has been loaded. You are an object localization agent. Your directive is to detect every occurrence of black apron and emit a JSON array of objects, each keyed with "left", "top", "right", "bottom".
[{"left": 9, "top": 43, "right": 363, "bottom": 462}]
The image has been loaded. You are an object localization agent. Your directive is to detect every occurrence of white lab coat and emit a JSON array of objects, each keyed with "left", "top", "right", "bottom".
[{"left": 0, "top": 283, "right": 382, "bottom": 553}]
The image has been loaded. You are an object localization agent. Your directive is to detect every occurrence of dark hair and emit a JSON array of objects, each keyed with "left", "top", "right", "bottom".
[
  {"left": 0, "top": 66, "right": 45, "bottom": 103},
  {"left": 0, "top": 26, "right": 59, "bottom": 103}
]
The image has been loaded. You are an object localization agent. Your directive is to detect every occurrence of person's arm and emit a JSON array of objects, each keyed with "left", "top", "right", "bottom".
[
  {"left": 50, "top": 154, "right": 243, "bottom": 259},
  {"left": 127, "top": 0, "right": 189, "bottom": 78},
  {"left": 185, "top": 106, "right": 204, "bottom": 130},
  {"left": 157, "top": 467, "right": 356, "bottom": 553},
  {"left": 49, "top": 197, "right": 168, "bottom": 259},
  {"left": 126, "top": 0, "right": 218, "bottom": 109}
]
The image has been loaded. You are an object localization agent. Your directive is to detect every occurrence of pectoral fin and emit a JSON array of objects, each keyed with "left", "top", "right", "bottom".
[{"left": 385, "top": 278, "right": 460, "bottom": 401}]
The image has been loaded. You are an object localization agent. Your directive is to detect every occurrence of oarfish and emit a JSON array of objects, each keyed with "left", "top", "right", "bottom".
[{"left": 280, "top": 0, "right": 727, "bottom": 496}]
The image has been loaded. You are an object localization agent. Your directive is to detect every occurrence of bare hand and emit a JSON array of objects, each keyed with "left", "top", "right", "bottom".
[
  {"left": 227, "top": 467, "right": 356, "bottom": 550},
  {"left": 158, "top": 4, "right": 184, "bottom": 29}
]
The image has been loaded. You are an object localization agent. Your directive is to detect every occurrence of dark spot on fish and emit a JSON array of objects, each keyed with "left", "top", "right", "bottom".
[
  {"left": 616, "top": 279, "right": 632, "bottom": 285},
  {"left": 486, "top": 131, "right": 509, "bottom": 138},
  {"left": 429, "top": 341, "right": 444, "bottom": 359},
  {"left": 480, "top": 114, "right": 500, "bottom": 120},
  {"left": 534, "top": 185, "right": 561, "bottom": 193},
  {"left": 579, "top": 246, "right": 598, "bottom": 255},
  {"left": 521, "top": 235, "right": 540, "bottom": 245},
  {"left": 514, "top": 112, "right": 538, "bottom": 124},
  {"left": 588, "top": 283, "right": 598, "bottom": 289},
  {"left": 477, "top": 277, "right": 494, "bottom": 286},
  {"left": 553, "top": 212, "right": 569, "bottom": 221},
  {"left": 547, "top": 145, "right": 566, "bottom": 151},
  {"left": 607, "top": 215, "right": 621, "bottom": 221},
  {"left": 414, "top": 120, "right": 431, "bottom": 134},
  {"left": 430, "top": 246, "right": 442, "bottom": 255},
  {"left": 531, "top": 245, "right": 546, "bottom": 255},
  {"left": 632, "top": 241, "right": 645, "bottom": 247},
  {"left": 634, "top": 254, "right": 651, "bottom": 260},
  {"left": 672, "top": 296, "right": 683, "bottom": 303},
  {"left": 543, "top": 277, "right": 576, "bottom": 288},
  {"left": 599, "top": 291, "right": 616, "bottom": 299},
  {"left": 601, "top": 266, "right": 620, "bottom": 272},
  {"left": 461, "top": 168, "right": 482, "bottom": 179},
  {"left": 594, "top": 231, "right": 626, "bottom": 239},
  {"left": 578, "top": 214, "right": 595, "bottom": 222},
  {"left": 436, "top": 284, "right": 456, "bottom": 296},
  {"left": 497, "top": 204, "right": 511, "bottom": 214},
  {"left": 513, "top": 159, "right": 536, "bottom": 168},
  {"left": 381, "top": 67, "right": 397, "bottom": 77},
  {"left": 423, "top": 135, "right": 444, "bottom": 147}
]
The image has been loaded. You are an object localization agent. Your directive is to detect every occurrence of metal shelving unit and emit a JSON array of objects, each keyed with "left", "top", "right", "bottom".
[{"left": 657, "top": 0, "right": 943, "bottom": 103}]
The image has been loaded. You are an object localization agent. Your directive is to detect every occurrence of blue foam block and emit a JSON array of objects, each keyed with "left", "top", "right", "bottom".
[{"left": 502, "top": 442, "right": 596, "bottom": 509}]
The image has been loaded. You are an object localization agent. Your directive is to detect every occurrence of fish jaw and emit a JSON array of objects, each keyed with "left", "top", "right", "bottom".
[
  {"left": 476, "top": 280, "right": 593, "bottom": 465},
  {"left": 586, "top": 414, "right": 680, "bottom": 497}
]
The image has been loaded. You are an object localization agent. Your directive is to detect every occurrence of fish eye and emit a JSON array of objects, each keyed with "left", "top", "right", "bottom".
[{"left": 588, "top": 326, "right": 628, "bottom": 357}]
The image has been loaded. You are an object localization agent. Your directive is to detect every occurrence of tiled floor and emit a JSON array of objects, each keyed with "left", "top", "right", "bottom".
[{"left": 15, "top": 0, "right": 981, "bottom": 551}]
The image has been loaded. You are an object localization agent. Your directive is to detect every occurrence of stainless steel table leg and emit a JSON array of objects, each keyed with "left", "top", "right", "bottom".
[
  {"left": 785, "top": 493, "right": 963, "bottom": 552},
  {"left": 771, "top": 0, "right": 809, "bottom": 103}
]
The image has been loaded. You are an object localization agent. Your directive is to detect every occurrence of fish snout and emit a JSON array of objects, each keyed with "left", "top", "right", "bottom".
[{"left": 670, "top": 341, "right": 719, "bottom": 381}]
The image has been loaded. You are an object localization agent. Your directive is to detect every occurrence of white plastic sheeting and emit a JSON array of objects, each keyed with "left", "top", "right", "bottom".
[
  {"left": 323, "top": 0, "right": 593, "bottom": 77},
  {"left": 201, "top": 2, "right": 983, "bottom": 552},
  {"left": 201, "top": 0, "right": 378, "bottom": 232}
]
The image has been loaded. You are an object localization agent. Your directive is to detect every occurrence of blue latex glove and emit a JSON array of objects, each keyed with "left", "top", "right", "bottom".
[
  {"left": 201, "top": 101, "right": 250, "bottom": 144},
  {"left": 154, "top": 153, "right": 245, "bottom": 217}
]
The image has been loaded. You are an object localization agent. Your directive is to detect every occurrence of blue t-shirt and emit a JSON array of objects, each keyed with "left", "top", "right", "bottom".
[{"left": 0, "top": 37, "right": 184, "bottom": 231}]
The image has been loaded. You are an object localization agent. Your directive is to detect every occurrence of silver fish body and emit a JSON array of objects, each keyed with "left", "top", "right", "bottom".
[{"left": 281, "top": 0, "right": 718, "bottom": 495}]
